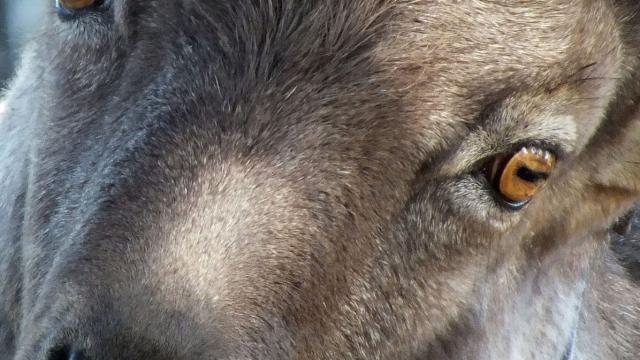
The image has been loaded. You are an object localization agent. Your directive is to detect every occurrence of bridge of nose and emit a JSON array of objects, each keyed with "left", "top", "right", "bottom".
[{"left": 31, "top": 157, "right": 321, "bottom": 360}]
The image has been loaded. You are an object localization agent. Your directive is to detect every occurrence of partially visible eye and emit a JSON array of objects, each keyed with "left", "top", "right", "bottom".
[
  {"left": 486, "top": 146, "right": 557, "bottom": 210},
  {"left": 56, "top": 0, "right": 99, "bottom": 11}
]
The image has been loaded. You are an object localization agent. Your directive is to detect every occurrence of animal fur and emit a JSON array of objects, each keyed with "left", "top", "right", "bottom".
[{"left": 0, "top": 0, "right": 639, "bottom": 359}]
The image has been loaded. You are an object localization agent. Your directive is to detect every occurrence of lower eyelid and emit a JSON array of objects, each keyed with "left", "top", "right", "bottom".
[
  {"left": 446, "top": 175, "right": 519, "bottom": 228},
  {"left": 56, "top": 0, "right": 108, "bottom": 20}
]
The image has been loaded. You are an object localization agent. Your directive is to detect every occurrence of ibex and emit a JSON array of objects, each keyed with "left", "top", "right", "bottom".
[{"left": 1, "top": 0, "right": 639, "bottom": 359}]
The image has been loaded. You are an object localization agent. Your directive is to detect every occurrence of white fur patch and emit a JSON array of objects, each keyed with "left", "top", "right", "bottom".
[{"left": 544, "top": 115, "right": 578, "bottom": 148}]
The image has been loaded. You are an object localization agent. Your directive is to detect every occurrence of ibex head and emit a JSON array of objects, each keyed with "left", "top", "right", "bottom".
[{"left": 0, "top": 1, "right": 639, "bottom": 359}]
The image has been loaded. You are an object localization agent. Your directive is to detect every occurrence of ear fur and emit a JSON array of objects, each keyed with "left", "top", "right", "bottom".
[{"left": 526, "top": 65, "right": 640, "bottom": 247}]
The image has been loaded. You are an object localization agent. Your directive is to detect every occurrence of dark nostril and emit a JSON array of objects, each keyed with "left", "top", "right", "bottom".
[
  {"left": 48, "top": 346, "right": 86, "bottom": 360},
  {"left": 48, "top": 346, "right": 71, "bottom": 360}
]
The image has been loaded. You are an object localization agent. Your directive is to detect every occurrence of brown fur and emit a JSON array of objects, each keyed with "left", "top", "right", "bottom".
[{"left": 0, "top": 0, "right": 639, "bottom": 359}]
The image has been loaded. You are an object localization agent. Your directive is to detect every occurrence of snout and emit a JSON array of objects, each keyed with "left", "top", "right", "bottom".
[
  {"left": 47, "top": 347, "right": 84, "bottom": 360},
  {"left": 17, "top": 160, "right": 327, "bottom": 360},
  {"left": 31, "top": 299, "right": 227, "bottom": 360}
]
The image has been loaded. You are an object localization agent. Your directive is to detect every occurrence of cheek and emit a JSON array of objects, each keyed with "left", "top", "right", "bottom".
[{"left": 421, "top": 177, "right": 523, "bottom": 238}]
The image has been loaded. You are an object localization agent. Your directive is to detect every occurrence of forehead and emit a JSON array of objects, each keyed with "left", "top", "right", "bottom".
[
  {"left": 385, "top": 0, "right": 619, "bottom": 97},
  {"left": 49, "top": 0, "right": 622, "bottom": 162},
  {"left": 72, "top": 0, "right": 619, "bottom": 102},
  {"left": 108, "top": 0, "right": 618, "bottom": 81},
  {"left": 377, "top": 0, "right": 621, "bottom": 146}
]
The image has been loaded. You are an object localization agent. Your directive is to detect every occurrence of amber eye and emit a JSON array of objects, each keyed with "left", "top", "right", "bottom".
[
  {"left": 56, "top": 0, "right": 97, "bottom": 11},
  {"left": 487, "top": 146, "right": 557, "bottom": 209}
]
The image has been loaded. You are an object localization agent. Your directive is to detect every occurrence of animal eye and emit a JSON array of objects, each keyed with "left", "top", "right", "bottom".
[
  {"left": 486, "top": 146, "right": 557, "bottom": 210},
  {"left": 56, "top": 0, "right": 98, "bottom": 11}
]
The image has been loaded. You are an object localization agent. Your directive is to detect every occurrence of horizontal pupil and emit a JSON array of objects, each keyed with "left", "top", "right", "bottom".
[{"left": 516, "top": 166, "right": 548, "bottom": 183}]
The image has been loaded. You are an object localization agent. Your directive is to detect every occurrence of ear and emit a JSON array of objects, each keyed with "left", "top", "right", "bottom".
[
  {"left": 524, "top": 70, "right": 640, "bottom": 249},
  {"left": 585, "top": 110, "right": 640, "bottom": 198},
  {"left": 579, "top": 72, "right": 640, "bottom": 217},
  {"left": 576, "top": 113, "right": 640, "bottom": 235}
]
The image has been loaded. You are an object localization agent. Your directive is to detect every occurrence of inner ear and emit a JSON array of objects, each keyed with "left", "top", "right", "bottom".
[{"left": 612, "top": 207, "right": 637, "bottom": 236}]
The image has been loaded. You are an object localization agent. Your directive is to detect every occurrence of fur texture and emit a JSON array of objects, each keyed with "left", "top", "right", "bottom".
[{"left": 1, "top": 0, "right": 639, "bottom": 359}]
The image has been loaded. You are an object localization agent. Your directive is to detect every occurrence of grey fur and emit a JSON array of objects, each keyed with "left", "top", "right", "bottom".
[{"left": 1, "top": 0, "right": 639, "bottom": 359}]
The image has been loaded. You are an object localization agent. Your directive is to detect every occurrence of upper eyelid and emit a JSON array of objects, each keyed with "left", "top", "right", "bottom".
[
  {"left": 434, "top": 98, "right": 580, "bottom": 177},
  {"left": 435, "top": 134, "right": 571, "bottom": 180}
]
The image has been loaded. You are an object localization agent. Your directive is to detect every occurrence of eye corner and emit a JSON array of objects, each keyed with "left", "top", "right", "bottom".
[{"left": 478, "top": 165, "right": 531, "bottom": 212}]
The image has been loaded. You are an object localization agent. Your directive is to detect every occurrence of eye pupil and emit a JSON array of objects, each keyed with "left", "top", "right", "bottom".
[{"left": 516, "top": 166, "right": 548, "bottom": 183}]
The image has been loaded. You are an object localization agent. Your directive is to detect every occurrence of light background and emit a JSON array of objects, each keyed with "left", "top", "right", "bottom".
[{"left": 1, "top": 1, "right": 46, "bottom": 87}]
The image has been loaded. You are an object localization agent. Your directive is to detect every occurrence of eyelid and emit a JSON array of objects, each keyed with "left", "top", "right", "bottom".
[
  {"left": 477, "top": 141, "right": 564, "bottom": 174},
  {"left": 56, "top": 0, "right": 108, "bottom": 20},
  {"left": 437, "top": 138, "right": 567, "bottom": 179}
]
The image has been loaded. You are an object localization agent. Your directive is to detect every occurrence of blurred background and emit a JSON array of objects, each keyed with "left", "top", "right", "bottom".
[{"left": 1, "top": 1, "right": 45, "bottom": 87}]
